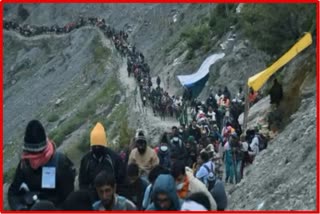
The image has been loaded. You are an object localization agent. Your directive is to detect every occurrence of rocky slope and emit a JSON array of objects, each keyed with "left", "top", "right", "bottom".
[
  {"left": 227, "top": 47, "right": 317, "bottom": 210},
  {"left": 3, "top": 4, "right": 211, "bottom": 172},
  {"left": 4, "top": 27, "right": 121, "bottom": 170}
]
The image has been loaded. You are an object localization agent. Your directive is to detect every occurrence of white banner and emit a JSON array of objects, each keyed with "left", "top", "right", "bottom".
[{"left": 177, "top": 53, "right": 225, "bottom": 87}]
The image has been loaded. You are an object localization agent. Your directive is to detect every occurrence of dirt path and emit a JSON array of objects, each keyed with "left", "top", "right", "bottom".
[
  {"left": 117, "top": 59, "right": 179, "bottom": 145},
  {"left": 6, "top": 24, "right": 179, "bottom": 146},
  {"left": 4, "top": 26, "right": 103, "bottom": 41}
]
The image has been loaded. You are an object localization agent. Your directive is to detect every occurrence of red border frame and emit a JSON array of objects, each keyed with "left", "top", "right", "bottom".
[
  {"left": 1, "top": 0, "right": 319, "bottom": 214},
  {"left": 0, "top": 0, "right": 318, "bottom": 3}
]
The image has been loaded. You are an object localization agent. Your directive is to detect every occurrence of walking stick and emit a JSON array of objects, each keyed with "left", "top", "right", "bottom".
[{"left": 243, "top": 85, "right": 250, "bottom": 132}]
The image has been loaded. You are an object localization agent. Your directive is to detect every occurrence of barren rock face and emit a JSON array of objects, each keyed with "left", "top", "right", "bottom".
[{"left": 229, "top": 94, "right": 316, "bottom": 210}]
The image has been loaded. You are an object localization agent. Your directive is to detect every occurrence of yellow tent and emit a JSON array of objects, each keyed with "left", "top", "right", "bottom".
[{"left": 248, "top": 33, "right": 312, "bottom": 92}]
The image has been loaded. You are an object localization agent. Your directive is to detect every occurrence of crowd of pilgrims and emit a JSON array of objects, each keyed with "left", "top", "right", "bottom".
[
  {"left": 4, "top": 16, "right": 194, "bottom": 121},
  {"left": 8, "top": 104, "right": 266, "bottom": 211},
  {"left": 6, "top": 16, "right": 273, "bottom": 211}
]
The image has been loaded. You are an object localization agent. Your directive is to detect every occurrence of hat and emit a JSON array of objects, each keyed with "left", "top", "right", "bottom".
[
  {"left": 23, "top": 120, "right": 47, "bottom": 152},
  {"left": 135, "top": 129, "right": 145, "bottom": 138},
  {"left": 187, "top": 136, "right": 195, "bottom": 143},
  {"left": 90, "top": 122, "right": 107, "bottom": 147},
  {"left": 135, "top": 132, "right": 147, "bottom": 144},
  {"left": 206, "top": 144, "right": 214, "bottom": 153}
]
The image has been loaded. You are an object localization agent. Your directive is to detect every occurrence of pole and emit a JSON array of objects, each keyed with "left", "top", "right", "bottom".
[{"left": 243, "top": 83, "right": 250, "bottom": 132}]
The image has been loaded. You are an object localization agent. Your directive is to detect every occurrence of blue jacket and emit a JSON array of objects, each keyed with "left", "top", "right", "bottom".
[
  {"left": 142, "top": 184, "right": 152, "bottom": 210},
  {"left": 146, "top": 174, "right": 182, "bottom": 210}
]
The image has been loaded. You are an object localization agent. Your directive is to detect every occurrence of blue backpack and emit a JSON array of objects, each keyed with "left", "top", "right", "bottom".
[{"left": 203, "top": 163, "right": 216, "bottom": 191}]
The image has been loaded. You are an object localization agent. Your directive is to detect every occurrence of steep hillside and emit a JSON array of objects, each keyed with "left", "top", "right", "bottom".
[
  {"left": 4, "top": 27, "right": 122, "bottom": 170},
  {"left": 228, "top": 47, "right": 316, "bottom": 210},
  {"left": 3, "top": 3, "right": 215, "bottom": 146}
]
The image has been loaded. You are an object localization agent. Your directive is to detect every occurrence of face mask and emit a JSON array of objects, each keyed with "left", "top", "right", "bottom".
[
  {"left": 137, "top": 146, "right": 146, "bottom": 154},
  {"left": 160, "top": 146, "right": 168, "bottom": 152},
  {"left": 176, "top": 182, "right": 184, "bottom": 190},
  {"left": 137, "top": 141, "right": 147, "bottom": 154},
  {"left": 173, "top": 137, "right": 179, "bottom": 142},
  {"left": 92, "top": 146, "right": 105, "bottom": 159}
]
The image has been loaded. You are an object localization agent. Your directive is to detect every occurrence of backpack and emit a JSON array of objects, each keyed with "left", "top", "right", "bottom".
[
  {"left": 45, "top": 152, "right": 60, "bottom": 168},
  {"left": 203, "top": 163, "right": 216, "bottom": 191},
  {"left": 243, "top": 151, "right": 254, "bottom": 164},
  {"left": 257, "top": 134, "right": 268, "bottom": 151},
  {"left": 86, "top": 153, "right": 114, "bottom": 184}
]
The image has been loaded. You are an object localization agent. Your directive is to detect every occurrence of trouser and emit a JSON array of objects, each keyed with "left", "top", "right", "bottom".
[
  {"left": 240, "top": 159, "right": 245, "bottom": 179},
  {"left": 225, "top": 161, "right": 234, "bottom": 184},
  {"left": 235, "top": 160, "right": 242, "bottom": 183}
]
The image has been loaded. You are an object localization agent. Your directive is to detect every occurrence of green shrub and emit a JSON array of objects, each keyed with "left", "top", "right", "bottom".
[
  {"left": 92, "top": 36, "right": 111, "bottom": 63},
  {"left": 239, "top": 4, "right": 316, "bottom": 56},
  {"left": 77, "top": 131, "right": 90, "bottom": 153},
  {"left": 48, "top": 75, "right": 120, "bottom": 147},
  {"left": 180, "top": 24, "right": 212, "bottom": 59},
  {"left": 47, "top": 113, "right": 59, "bottom": 123},
  {"left": 77, "top": 102, "right": 96, "bottom": 119},
  {"left": 118, "top": 119, "right": 135, "bottom": 150},
  {"left": 4, "top": 167, "right": 16, "bottom": 184},
  {"left": 209, "top": 4, "right": 238, "bottom": 37},
  {"left": 179, "top": 3, "right": 239, "bottom": 59},
  {"left": 91, "top": 35, "right": 111, "bottom": 73},
  {"left": 48, "top": 129, "right": 63, "bottom": 146},
  {"left": 49, "top": 111, "right": 92, "bottom": 147},
  {"left": 215, "top": 4, "right": 238, "bottom": 18},
  {"left": 188, "top": 25, "right": 210, "bottom": 50},
  {"left": 204, "top": 40, "right": 213, "bottom": 53}
]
